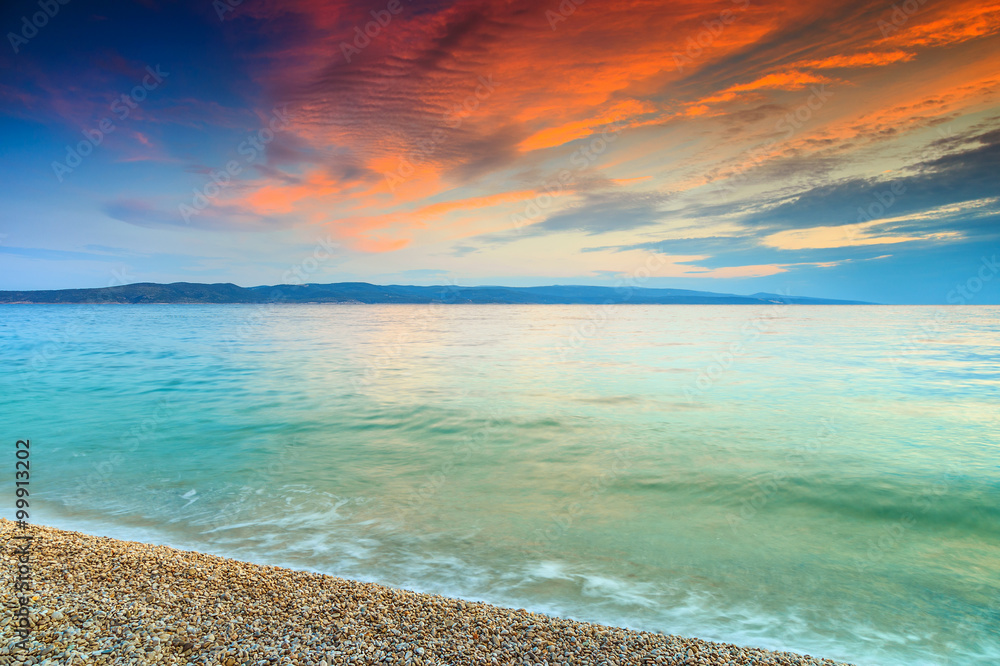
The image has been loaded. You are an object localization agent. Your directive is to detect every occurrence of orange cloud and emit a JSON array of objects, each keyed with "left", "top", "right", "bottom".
[
  {"left": 692, "top": 71, "right": 836, "bottom": 109},
  {"left": 242, "top": 170, "right": 353, "bottom": 216},
  {"left": 518, "top": 100, "right": 658, "bottom": 152},
  {"left": 763, "top": 221, "right": 962, "bottom": 250},
  {"left": 800, "top": 51, "right": 916, "bottom": 69},
  {"left": 177, "top": 0, "right": 1000, "bottom": 266},
  {"left": 688, "top": 264, "right": 789, "bottom": 278},
  {"left": 414, "top": 190, "right": 539, "bottom": 219},
  {"left": 353, "top": 237, "right": 411, "bottom": 253},
  {"left": 320, "top": 213, "right": 413, "bottom": 253},
  {"left": 878, "top": 1, "right": 1000, "bottom": 48},
  {"left": 727, "top": 71, "right": 836, "bottom": 93}
]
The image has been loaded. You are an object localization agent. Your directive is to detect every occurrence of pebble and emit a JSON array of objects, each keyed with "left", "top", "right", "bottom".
[{"left": 0, "top": 520, "right": 855, "bottom": 665}]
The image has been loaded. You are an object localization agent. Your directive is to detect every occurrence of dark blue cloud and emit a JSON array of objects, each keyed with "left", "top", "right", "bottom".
[{"left": 737, "top": 129, "right": 1000, "bottom": 231}]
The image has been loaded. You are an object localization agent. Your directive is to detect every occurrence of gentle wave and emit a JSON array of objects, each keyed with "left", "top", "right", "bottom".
[{"left": 5, "top": 304, "right": 1000, "bottom": 666}]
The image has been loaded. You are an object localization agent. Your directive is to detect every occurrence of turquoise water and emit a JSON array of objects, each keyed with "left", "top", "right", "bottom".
[{"left": 2, "top": 304, "right": 998, "bottom": 665}]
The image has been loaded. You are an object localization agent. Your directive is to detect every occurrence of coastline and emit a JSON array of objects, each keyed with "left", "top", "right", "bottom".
[{"left": 1, "top": 521, "right": 853, "bottom": 666}]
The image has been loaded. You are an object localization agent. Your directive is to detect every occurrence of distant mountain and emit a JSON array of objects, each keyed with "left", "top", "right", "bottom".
[
  {"left": 747, "top": 292, "right": 860, "bottom": 303},
  {"left": 0, "top": 282, "right": 875, "bottom": 304}
]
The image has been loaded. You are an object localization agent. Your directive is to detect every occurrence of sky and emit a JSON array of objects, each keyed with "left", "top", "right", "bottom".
[{"left": 0, "top": 0, "right": 998, "bottom": 303}]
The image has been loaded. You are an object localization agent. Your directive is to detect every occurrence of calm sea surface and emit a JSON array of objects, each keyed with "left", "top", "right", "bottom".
[{"left": 2, "top": 304, "right": 998, "bottom": 665}]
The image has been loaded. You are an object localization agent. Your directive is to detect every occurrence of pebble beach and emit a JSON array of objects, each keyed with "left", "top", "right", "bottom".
[{"left": 1, "top": 520, "right": 854, "bottom": 666}]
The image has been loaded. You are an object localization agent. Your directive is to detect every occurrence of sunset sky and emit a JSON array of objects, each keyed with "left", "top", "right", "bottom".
[{"left": 1, "top": 0, "right": 998, "bottom": 302}]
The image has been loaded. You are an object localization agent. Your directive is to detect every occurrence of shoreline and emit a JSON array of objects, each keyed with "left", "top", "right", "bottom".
[{"left": 1, "top": 520, "right": 854, "bottom": 666}]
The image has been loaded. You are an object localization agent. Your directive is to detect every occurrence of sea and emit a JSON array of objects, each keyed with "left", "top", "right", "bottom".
[{"left": 2, "top": 304, "right": 998, "bottom": 665}]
